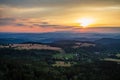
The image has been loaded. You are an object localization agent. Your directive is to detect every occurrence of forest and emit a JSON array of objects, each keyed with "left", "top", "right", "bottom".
[{"left": 0, "top": 41, "right": 120, "bottom": 80}]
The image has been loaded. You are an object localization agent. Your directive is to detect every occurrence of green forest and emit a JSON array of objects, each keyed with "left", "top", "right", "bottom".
[{"left": 0, "top": 42, "right": 120, "bottom": 80}]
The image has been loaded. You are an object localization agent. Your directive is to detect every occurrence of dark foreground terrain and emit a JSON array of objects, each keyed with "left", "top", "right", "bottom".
[
  {"left": 0, "top": 38, "right": 120, "bottom": 80},
  {"left": 0, "top": 32, "right": 120, "bottom": 80}
]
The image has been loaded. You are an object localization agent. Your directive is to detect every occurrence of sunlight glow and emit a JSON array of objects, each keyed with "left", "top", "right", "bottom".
[{"left": 77, "top": 18, "right": 95, "bottom": 28}]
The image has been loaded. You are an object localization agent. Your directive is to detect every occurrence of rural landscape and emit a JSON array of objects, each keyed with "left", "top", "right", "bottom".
[
  {"left": 0, "top": 0, "right": 120, "bottom": 80},
  {"left": 0, "top": 32, "right": 120, "bottom": 80}
]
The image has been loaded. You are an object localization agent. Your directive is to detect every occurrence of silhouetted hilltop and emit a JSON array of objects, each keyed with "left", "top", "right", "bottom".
[
  {"left": 95, "top": 38, "right": 120, "bottom": 45},
  {"left": 0, "top": 38, "right": 27, "bottom": 44}
]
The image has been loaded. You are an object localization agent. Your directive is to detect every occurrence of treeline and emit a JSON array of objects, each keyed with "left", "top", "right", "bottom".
[
  {"left": 0, "top": 58, "right": 120, "bottom": 80},
  {"left": 0, "top": 48, "right": 120, "bottom": 80}
]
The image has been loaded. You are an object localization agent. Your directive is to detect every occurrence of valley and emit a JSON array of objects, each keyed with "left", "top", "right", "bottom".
[{"left": 0, "top": 33, "right": 120, "bottom": 80}]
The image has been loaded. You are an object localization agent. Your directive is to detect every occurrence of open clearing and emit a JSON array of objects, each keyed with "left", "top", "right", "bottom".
[
  {"left": 0, "top": 44, "right": 64, "bottom": 53},
  {"left": 104, "top": 58, "right": 120, "bottom": 63},
  {"left": 53, "top": 61, "right": 71, "bottom": 67},
  {"left": 53, "top": 53, "right": 75, "bottom": 59}
]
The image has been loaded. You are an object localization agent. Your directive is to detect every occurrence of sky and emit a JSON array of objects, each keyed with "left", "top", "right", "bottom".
[{"left": 0, "top": 0, "right": 120, "bottom": 33}]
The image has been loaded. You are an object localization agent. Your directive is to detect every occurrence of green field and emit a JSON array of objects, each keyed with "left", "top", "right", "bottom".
[
  {"left": 53, "top": 53, "right": 75, "bottom": 59},
  {"left": 116, "top": 54, "right": 120, "bottom": 57},
  {"left": 53, "top": 61, "right": 71, "bottom": 67},
  {"left": 104, "top": 58, "right": 120, "bottom": 62}
]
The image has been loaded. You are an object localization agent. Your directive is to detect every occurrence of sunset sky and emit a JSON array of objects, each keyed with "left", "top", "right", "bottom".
[{"left": 0, "top": 0, "right": 120, "bottom": 33}]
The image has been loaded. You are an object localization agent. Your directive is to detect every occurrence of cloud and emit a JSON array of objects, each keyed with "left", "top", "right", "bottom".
[
  {"left": 0, "top": 17, "right": 15, "bottom": 22},
  {"left": 0, "top": 17, "right": 120, "bottom": 33},
  {"left": 0, "top": 0, "right": 120, "bottom": 8},
  {"left": 15, "top": 23, "right": 26, "bottom": 27},
  {"left": 0, "top": 17, "right": 16, "bottom": 26},
  {"left": 0, "top": 0, "right": 120, "bottom": 22},
  {"left": 77, "top": 27, "right": 120, "bottom": 33},
  {"left": 0, "top": 17, "right": 28, "bottom": 27},
  {"left": 0, "top": 17, "right": 75, "bottom": 30},
  {"left": 32, "top": 22, "right": 74, "bottom": 29}
]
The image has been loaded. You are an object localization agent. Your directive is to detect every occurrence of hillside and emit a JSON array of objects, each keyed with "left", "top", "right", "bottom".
[
  {"left": 0, "top": 44, "right": 64, "bottom": 53},
  {"left": 51, "top": 40, "right": 96, "bottom": 48},
  {"left": 95, "top": 38, "right": 120, "bottom": 45}
]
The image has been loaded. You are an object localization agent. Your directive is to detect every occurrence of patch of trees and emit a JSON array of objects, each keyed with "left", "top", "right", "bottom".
[{"left": 0, "top": 58, "right": 120, "bottom": 80}]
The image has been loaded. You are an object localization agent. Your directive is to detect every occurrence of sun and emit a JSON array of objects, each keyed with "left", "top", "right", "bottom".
[{"left": 77, "top": 18, "right": 94, "bottom": 28}]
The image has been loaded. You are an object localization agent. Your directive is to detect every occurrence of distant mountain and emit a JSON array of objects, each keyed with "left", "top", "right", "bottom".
[
  {"left": 53, "top": 40, "right": 94, "bottom": 44},
  {"left": 49, "top": 40, "right": 95, "bottom": 49},
  {"left": 95, "top": 38, "right": 120, "bottom": 45},
  {"left": 0, "top": 38, "right": 27, "bottom": 44},
  {"left": 21, "top": 42, "right": 42, "bottom": 44},
  {"left": 0, "top": 32, "right": 120, "bottom": 44}
]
